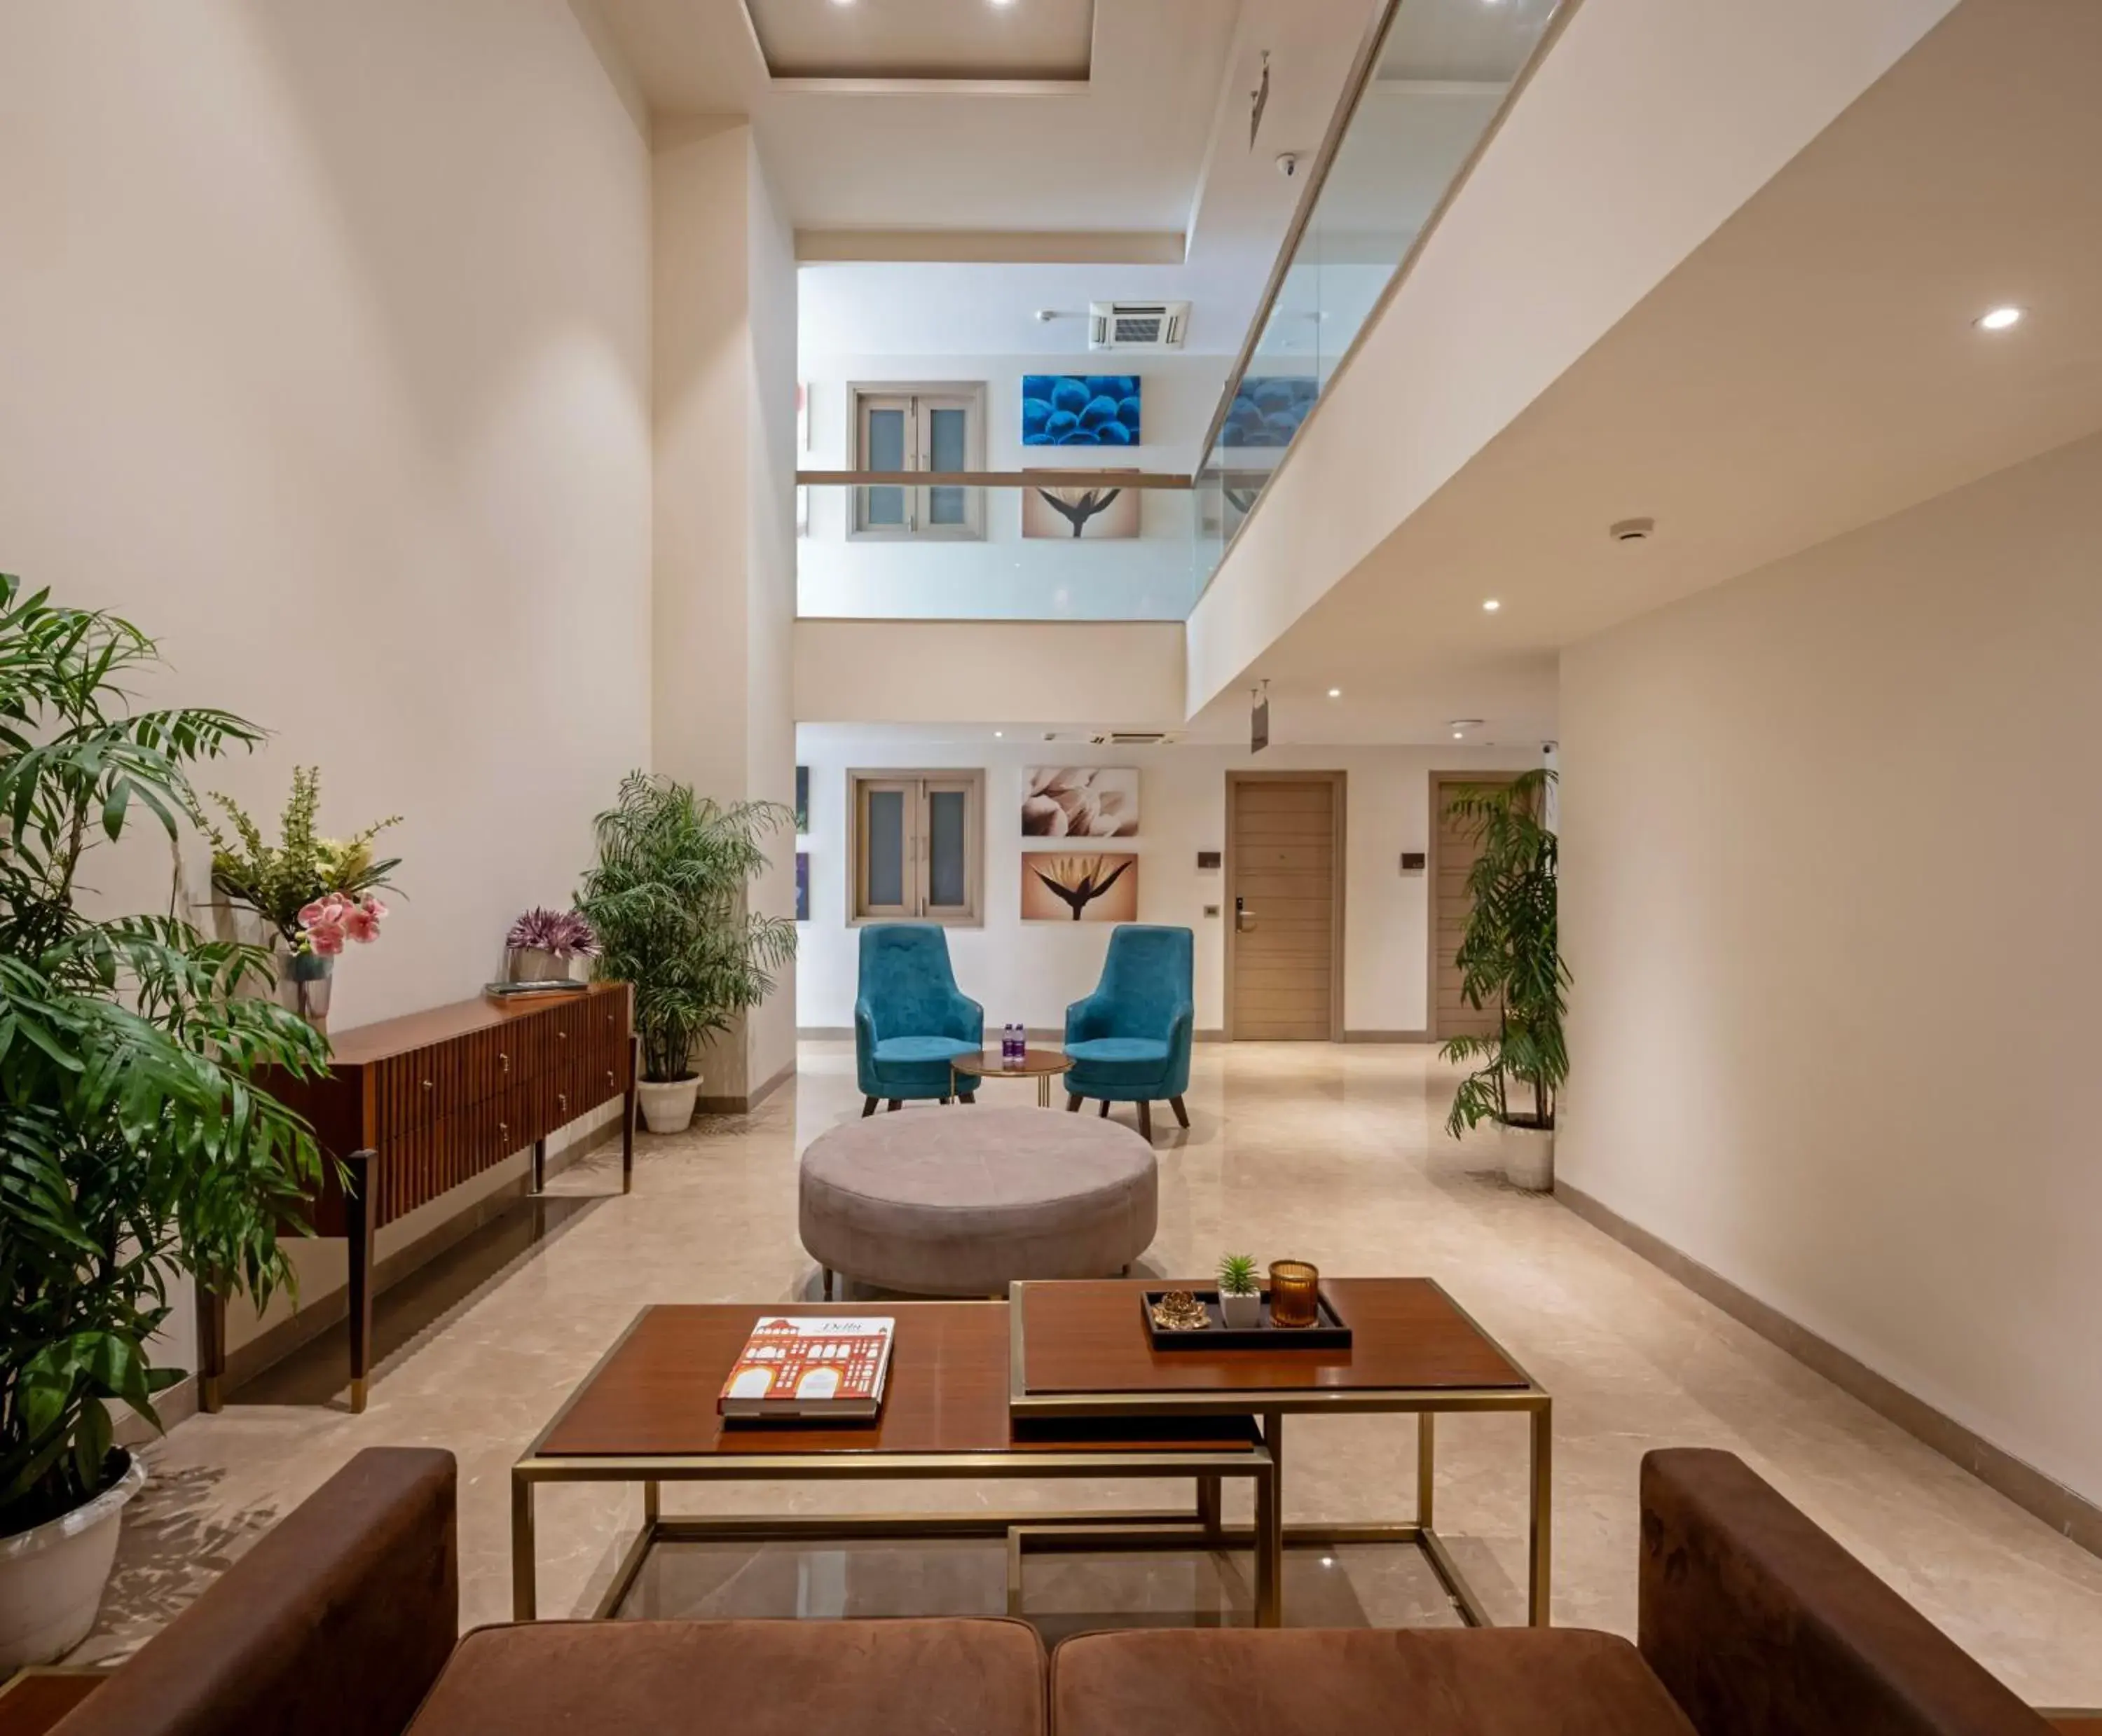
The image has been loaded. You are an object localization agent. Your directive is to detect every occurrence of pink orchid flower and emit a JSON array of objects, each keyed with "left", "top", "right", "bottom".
[
  {"left": 305, "top": 921, "right": 347, "bottom": 957},
  {"left": 342, "top": 906, "right": 380, "bottom": 944}
]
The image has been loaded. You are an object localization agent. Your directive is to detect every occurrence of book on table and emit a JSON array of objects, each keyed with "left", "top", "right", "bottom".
[{"left": 718, "top": 1315, "right": 895, "bottom": 1421}]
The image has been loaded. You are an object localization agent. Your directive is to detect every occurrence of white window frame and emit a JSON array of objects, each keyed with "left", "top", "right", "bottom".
[
  {"left": 848, "top": 383, "right": 986, "bottom": 541},
  {"left": 847, "top": 769, "right": 984, "bottom": 925}
]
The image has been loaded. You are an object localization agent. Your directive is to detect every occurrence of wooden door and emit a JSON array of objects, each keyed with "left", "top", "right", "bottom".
[
  {"left": 1227, "top": 773, "right": 1343, "bottom": 1040},
  {"left": 1431, "top": 771, "right": 1518, "bottom": 1041}
]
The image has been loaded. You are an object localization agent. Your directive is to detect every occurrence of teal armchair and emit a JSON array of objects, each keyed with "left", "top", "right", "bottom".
[
  {"left": 1063, "top": 925, "right": 1194, "bottom": 1141},
  {"left": 855, "top": 924, "right": 984, "bottom": 1114}
]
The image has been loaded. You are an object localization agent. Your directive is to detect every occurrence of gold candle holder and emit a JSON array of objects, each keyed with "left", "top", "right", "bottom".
[{"left": 1268, "top": 1260, "right": 1321, "bottom": 1328}]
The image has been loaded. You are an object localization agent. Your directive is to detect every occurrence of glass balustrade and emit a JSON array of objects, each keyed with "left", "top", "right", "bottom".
[
  {"left": 1191, "top": 0, "right": 1565, "bottom": 595},
  {"left": 796, "top": 475, "right": 1201, "bottom": 621}
]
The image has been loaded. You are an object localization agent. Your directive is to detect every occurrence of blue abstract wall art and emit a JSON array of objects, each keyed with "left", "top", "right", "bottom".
[
  {"left": 1220, "top": 375, "right": 1317, "bottom": 448},
  {"left": 1022, "top": 374, "right": 1141, "bottom": 447}
]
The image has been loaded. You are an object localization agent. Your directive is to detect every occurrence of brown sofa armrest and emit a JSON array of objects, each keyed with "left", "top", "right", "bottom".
[
  {"left": 57, "top": 1447, "right": 457, "bottom": 1736},
  {"left": 1638, "top": 1448, "right": 2050, "bottom": 1736}
]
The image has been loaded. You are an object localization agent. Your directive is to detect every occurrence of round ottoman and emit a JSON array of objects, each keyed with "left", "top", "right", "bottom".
[{"left": 799, "top": 1106, "right": 1158, "bottom": 1297}]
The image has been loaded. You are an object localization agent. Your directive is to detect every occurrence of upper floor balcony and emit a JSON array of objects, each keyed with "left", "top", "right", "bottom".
[{"left": 793, "top": 0, "right": 1567, "bottom": 626}]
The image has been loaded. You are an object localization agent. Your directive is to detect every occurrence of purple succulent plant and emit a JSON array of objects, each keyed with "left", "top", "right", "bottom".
[{"left": 506, "top": 906, "right": 600, "bottom": 958}]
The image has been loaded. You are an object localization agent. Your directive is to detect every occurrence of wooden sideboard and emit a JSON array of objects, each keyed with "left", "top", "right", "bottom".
[{"left": 198, "top": 981, "right": 636, "bottom": 1412}]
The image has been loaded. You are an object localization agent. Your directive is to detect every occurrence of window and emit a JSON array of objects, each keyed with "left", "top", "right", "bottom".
[
  {"left": 850, "top": 384, "right": 984, "bottom": 539},
  {"left": 849, "top": 771, "right": 983, "bottom": 923}
]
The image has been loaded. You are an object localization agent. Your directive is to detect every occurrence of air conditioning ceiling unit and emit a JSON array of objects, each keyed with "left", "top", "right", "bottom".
[
  {"left": 1088, "top": 301, "right": 1190, "bottom": 352},
  {"left": 1091, "top": 731, "right": 1174, "bottom": 746}
]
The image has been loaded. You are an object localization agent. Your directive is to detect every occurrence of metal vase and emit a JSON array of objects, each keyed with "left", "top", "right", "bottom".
[{"left": 275, "top": 947, "right": 335, "bottom": 1032}]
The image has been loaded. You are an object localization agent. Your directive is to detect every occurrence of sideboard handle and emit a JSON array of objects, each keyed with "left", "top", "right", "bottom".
[
  {"left": 421, "top": 1078, "right": 434, "bottom": 1091},
  {"left": 500, "top": 1052, "right": 510, "bottom": 1071}
]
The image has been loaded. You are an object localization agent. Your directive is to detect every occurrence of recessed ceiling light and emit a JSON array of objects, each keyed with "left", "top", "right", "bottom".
[
  {"left": 1326, "top": 687, "right": 1342, "bottom": 698},
  {"left": 1482, "top": 598, "right": 1501, "bottom": 612},
  {"left": 1452, "top": 731, "right": 1464, "bottom": 740},
  {"left": 993, "top": 730, "right": 1003, "bottom": 738},
  {"left": 1975, "top": 305, "right": 2024, "bottom": 331}
]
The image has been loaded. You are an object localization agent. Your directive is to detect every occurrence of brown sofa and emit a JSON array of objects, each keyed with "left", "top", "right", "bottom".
[{"left": 49, "top": 1445, "right": 2052, "bottom": 1736}]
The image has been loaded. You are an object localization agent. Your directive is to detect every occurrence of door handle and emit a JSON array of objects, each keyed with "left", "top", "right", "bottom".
[{"left": 1235, "top": 896, "right": 1256, "bottom": 933}]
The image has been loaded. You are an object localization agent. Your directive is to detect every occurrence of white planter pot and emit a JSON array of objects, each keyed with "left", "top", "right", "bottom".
[
  {"left": 1220, "top": 1293, "right": 1262, "bottom": 1329},
  {"left": 637, "top": 1075, "right": 701, "bottom": 1135},
  {"left": 1501, "top": 1122, "right": 1555, "bottom": 1192},
  {"left": 0, "top": 1449, "right": 146, "bottom": 1669}
]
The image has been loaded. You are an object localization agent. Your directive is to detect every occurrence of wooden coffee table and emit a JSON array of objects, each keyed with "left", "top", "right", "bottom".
[
  {"left": 1008, "top": 1276, "right": 1553, "bottom": 1629},
  {"left": 950, "top": 1046, "right": 1073, "bottom": 1108},
  {"left": 512, "top": 1302, "right": 1277, "bottom": 1623}
]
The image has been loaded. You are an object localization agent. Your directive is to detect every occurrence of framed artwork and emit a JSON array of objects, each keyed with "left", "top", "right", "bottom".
[
  {"left": 1022, "top": 471, "right": 1139, "bottom": 539},
  {"left": 1022, "top": 852, "right": 1139, "bottom": 923},
  {"left": 1022, "top": 374, "right": 1141, "bottom": 447},
  {"left": 795, "top": 851, "right": 809, "bottom": 922},
  {"left": 795, "top": 765, "right": 809, "bottom": 833},
  {"left": 1023, "top": 767, "right": 1139, "bottom": 837}
]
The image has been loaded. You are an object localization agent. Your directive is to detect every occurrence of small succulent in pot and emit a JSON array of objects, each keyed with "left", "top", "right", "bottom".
[
  {"left": 1218, "top": 1253, "right": 1262, "bottom": 1327},
  {"left": 505, "top": 907, "right": 599, "bottom": 982}
]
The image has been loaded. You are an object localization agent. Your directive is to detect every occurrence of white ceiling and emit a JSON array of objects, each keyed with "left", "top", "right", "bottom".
[
  {"left": 593, "top": 0, "right": 1381, "bottom": 362},
  {"left": 1204, "top": 0, "right": 2102, "bottom": 748},
  {"left": 593, "top": 0, "right": 1373, "bottom": 237},
  {"left": 743, "top": 0, "right": 1094, "bottom": 82}
]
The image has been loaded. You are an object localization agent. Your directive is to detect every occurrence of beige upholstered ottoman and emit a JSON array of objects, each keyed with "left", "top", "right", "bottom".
[{"left": 799, "top": 1106, "right": 1158, "bottom": 1297}]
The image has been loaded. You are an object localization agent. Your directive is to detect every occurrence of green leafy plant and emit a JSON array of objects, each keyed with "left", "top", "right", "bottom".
[
  {"left": 577, "top": 773, "right": 796, "bottom": 1084},
  {"left": 0, "top": 576, "right": 327, "bottom": 1536},
  {"left": 1439, "top": 768, "right": 1569, "bottom": 1136},
  {"left": 202, "top": 766, "right": 401, "bottom": 951},
  {"left": 1217, "top": 1253, "right": 1259, "bottom": 1297}
]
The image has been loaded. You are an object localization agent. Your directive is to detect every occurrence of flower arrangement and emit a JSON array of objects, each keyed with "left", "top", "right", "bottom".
[
  {"left": 297, "top": 890, "right": 389, "bottom": 958},
  {"left": 505, "top": 907, "right": 599, "bottom": 959},
  {"left": 204, "top": 767, "right": 401, "bottom": 956}
]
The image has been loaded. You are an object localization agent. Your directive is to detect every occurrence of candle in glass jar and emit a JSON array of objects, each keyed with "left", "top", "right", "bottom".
[{"left": 1268, "top": 1260, "right": 1321, "bottom": 1328}]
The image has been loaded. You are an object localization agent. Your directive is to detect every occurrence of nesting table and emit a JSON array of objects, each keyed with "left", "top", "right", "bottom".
[
  {"left": 513, "top": 1278, "right": 1551, "bottom": 1630},
  {"left": 511, "top": 1302, "right": 1273, "bottom": 1623}
]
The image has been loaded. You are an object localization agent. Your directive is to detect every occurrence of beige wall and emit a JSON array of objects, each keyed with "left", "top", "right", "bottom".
[
  {"left": 795, "top": 620, "right": 1186, "bottom": 726},
  {"left": 1559, "top": 432, "right": 2102, "bottom": 1506},
  {"left": 796, "top": 735, "right": 1540, "bottom": 1034},
  {"left": 0, "top": 2, "right": 653, "bottom": 1360},
  {"left": 651, "top": 119, "right": 799, "bottom": 1100}
]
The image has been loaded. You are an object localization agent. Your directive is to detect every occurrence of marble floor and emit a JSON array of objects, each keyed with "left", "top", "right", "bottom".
[{"left": 82, "top": 1042, "right": 2102, "bottom": 1703}]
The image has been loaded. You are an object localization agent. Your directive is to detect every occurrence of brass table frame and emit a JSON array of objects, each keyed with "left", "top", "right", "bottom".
[
  {"left": 511, "top": 1310, "right": 1279, "bottom": 1625},
  {"left": 1006, "top": 1279, "right": 1553, "bottom": 1629}
]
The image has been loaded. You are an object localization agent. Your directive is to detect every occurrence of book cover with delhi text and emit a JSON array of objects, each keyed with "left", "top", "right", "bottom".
[{"left": 718, "top": 1315, "right": 895, "bottom": 1421}]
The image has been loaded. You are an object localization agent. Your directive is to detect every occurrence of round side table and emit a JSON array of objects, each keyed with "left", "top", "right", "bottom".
[{"left": 949, "top": 1047, "right": 1074, "bottom": 1108}]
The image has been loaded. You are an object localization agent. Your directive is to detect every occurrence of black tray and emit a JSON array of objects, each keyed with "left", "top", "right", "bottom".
[{"left": 1140, "top": 1288, "right": 1352, "bottom": 1351}]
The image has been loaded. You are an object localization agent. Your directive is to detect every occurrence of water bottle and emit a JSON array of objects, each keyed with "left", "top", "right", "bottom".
[
  {"left": 1015, "top": 1024, "right": 1028, "bottom": 1065},
  {"left": 1001, "top": 1023, "right": 1017, "bottom": 1068}
]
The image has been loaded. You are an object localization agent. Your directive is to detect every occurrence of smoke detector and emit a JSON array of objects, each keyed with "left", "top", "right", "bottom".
[
  {"left": 1609, "top": 516, "right": 1656, "bottom": 542},
  {"left": 1088, "top": 301, "right": 1190, "bottom": 352}
]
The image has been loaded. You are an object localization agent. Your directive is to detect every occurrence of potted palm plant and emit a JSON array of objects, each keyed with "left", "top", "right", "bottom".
[
  {"left": 1439, "top": 768, "right": 1569, "bottom": 1191},
  {"left": 577, "top": 773, "right": 795, "bottom": 1135},
  {"left": 0, "top": 577, "right": 327, "bottom": 1667}
]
